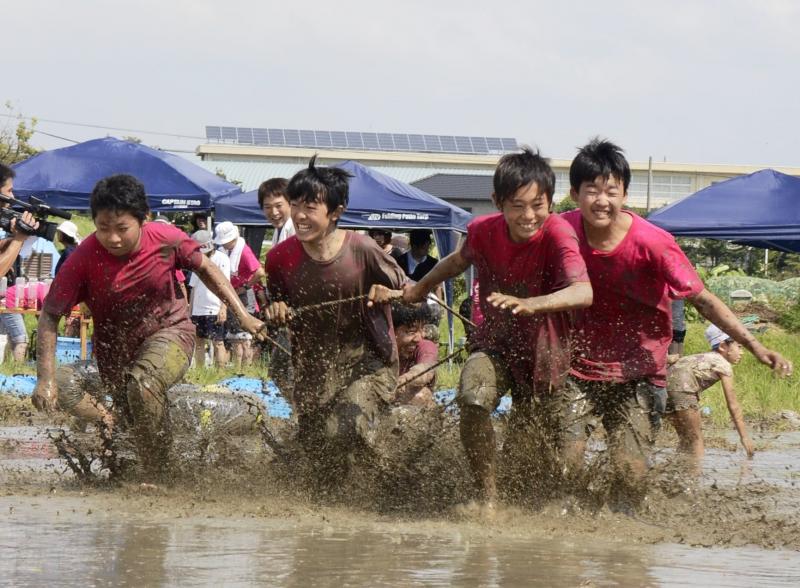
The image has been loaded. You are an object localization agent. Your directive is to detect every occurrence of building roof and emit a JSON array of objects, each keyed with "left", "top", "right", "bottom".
[
  {"left": 411, "top": 173, "right": 494, "bottom": 201},
  {"left": 194, "top": 160, "right": 492, "bottom": 192}
]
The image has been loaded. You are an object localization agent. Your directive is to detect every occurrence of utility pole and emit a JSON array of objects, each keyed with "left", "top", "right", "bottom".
[{"left": 646, "top": 156, "right": 653, "bottom": 212}]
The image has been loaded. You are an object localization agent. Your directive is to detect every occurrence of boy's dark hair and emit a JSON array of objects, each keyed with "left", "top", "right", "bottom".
[
  {"left": 90, "top": 174, "right": 150, "bottom": 222},
  {"left": 409, "top": 229, "right": 432, "bottom": 247},
  {"left": 0, "top": 163, "right": 15, "bottom": 188},
  {"left": 569, "top": 138, "right": 631, "bottom": 191},
  {"left": 368, "top": 228, "right": 392, "bottom": 239},
  {"left": 257, "top": 177, "right": 289, "bottom": 208},
  {"left": 493, "top": 146, "right": 556, "bottom": 204},
  {"left": 287, "top": 156, "right": 352, "bottom": 213},
  {"left": 391, "top": 301, "right": 436, "bottom": 329}
]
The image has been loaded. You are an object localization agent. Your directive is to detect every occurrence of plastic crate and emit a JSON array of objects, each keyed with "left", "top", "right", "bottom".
[{"left": 55, "top": 337, "right": 92, "bottom": 364}]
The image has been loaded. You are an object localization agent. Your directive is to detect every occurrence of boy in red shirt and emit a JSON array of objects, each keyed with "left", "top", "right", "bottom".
[
  {"left": 265, "top": 157, "right": 405, "bottom": 479},
  {"left": 391, "top": 301, "right": 439, "bottom": 407},
  {"left": 562, "top": 139, "right": 792, "bottom": 503},
  {"left": 402, "top": 148, "right": 593, "bottom": 513},
  {"left": 32, "top": 174, "right": 265, "bottom": 477}
]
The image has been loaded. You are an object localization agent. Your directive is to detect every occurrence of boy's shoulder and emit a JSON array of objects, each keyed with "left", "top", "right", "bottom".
[
  {"left": 627, "top": 212, "right": 679, "bottom": 246},
  {"left": 675, "top": 351, "right": 732, "bottom": 373},
  {"left": 467, "top": 212, "right": 505, "bottom": 234}
]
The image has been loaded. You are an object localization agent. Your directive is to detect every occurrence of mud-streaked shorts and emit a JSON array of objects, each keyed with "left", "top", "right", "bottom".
[
  {"left": 57, "top": 331, "right": 191, "bottom": 419},
  {"left": 294, "top": 354, "right": 397, "bottom": 448},
  {"left": 665, "top": 388, "right": 700, "bottom": 413},
  {"left": 563, "top": 377, "right": 667, "bottom": 459}
]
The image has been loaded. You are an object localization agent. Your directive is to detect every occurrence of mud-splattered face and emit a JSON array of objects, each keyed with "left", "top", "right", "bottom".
[
  {"left": 94, "top": 210, "right": 142, "bottom": 257},
  {"left": 290, "top": 198, "right": 343, "bottom": 244},
  {"left": 396, "top": 322, "right": 424, "bottom": 357}
]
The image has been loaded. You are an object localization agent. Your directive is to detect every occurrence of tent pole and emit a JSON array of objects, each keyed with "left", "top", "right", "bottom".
[
  {"left": 646, "top": 156, "right": 653, "bottom": 212},
  {"left": 764, "top": 249, "right": 769, "bottom": 277}
]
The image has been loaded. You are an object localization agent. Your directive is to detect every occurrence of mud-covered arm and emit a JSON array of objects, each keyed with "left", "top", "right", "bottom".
[
  {"left": 194, "top": 254, "right": 266, "bottom": 339},
  {"left": 32, "top": 311, "right": 61, "bottom": 411},
  {"left": 719, "top": 374, "right": 753, "bottom": 458},
  {"left": 487, "top": 280, "right": 593, "bottom": 316},
  {"left": 688, "top": 288, "right": 792, "bottom": 376},
  {"left": 397, "top": 362, "right": 436, "bottom": 390}
]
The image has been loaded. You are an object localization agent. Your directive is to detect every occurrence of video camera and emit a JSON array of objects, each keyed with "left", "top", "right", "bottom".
[{"left": 0, "top": 194, "right": 72, "bottom": 242}]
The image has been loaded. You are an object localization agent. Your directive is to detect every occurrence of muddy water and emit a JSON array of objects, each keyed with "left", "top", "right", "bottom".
[
  {"left": 1, "top": 496, "right": 799, "bottom": 587},
  {"left": 2, "top": 426, "right": 800, "bottom": 586}
]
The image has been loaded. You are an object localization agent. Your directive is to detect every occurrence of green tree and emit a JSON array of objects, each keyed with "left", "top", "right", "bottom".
[{"left": 0, "top": 102, "right": 38, "bottom": 164}]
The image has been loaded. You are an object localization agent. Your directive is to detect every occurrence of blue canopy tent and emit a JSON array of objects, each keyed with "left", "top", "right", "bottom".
[
  {"left": 214, "top": 160, "right": 473, "bottom": 350},
  {"left": 11, "top": 137, "right": 241, "bottom": 212},
  {"left": 649, "top": 169, "right": 800, "bottom": 253}
]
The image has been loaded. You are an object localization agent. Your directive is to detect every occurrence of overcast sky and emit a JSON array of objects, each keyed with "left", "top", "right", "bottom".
[{"left": 4, "top": 0, "right": 799, "bottom": 166}]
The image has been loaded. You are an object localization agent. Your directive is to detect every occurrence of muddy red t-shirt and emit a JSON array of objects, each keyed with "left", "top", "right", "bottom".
[
  {"left": 44, "top": 223, "right": 203, "bottom": 385},
  {"left": 266, "top": 231, "right": 405, "bottom": 403},
  {"left": 399, "top": 338, "right": 439, "bottom": 376},
  {"left": 562, "top": 210, "right": 703, "bottom": 387},
  {"left": 461, "top": 213, "right": 589, "bottom": 391}
]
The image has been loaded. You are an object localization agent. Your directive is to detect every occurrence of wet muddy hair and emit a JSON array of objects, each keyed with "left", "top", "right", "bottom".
[
  {"left": 0, "top": 163, "right": 14, "bottom": 188},
  {"left": 257, "top": 177, "right": 289, "bottom": 208},
  {"left": 391, "top": 301, "right": 436, "bottom": 329},
  {"left": 90, "top": 174, "right": 150, "bottom": 223},
  {"left": 570, "top": 137, "right": 631, "bottom": 192},
  {"left": 493, "top": 146, "right": 556, "bottom": 205},
  {"left": 287, "top": 155, "right": 352, "bottom": 213}
]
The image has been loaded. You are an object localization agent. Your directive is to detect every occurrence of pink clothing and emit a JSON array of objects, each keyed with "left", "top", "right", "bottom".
[
  {"left": 469, "top": 280, "right": 484, "bottom": 327},
  {"left": 562, "top": 210, "right": 703, "bottom": 387},
  {"left": 400, "top": 338, "right": 439, "bottom": 376},
  {"left": 5, "top": 283, "right": 47, "bottom": 310},
  {"left": 44, "top": 223, "right": 203, "bottom": 387},
  {"left": 227, "top": 244, "right": 260, "bottom": 290},
  {"left": 461, "top": 213, "right": 589, "bottom": 391}
]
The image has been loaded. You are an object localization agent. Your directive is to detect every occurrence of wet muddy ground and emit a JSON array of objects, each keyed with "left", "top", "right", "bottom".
[{"left": 2, "top": 420, "right": 800, "bottom": 586}]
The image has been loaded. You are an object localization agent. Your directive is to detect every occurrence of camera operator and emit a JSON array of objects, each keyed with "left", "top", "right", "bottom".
[{"left": 0, "top": 163, "right": 40, "bottom": 362}]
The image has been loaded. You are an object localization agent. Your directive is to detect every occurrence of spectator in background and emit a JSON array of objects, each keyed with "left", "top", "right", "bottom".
[
  {"left": 368, "top": 228, "right": 403, "bottom": 261},
  {"left": 54, "top": 221, "right": 81, "bottom": 276},
  {"left": 215, "top": 221, "right": 265, "bottom": 368},
  {"left": 669, "top": 299, "right": 687, "bottom": 356},
  {"left": 259, "top": 178, "right": 295, "bottom": 247},
  {"left": 397, "top": 229, "right": 438, "bottom": 281},
  {"left": 189, "top": 230, "right": 230, "bottom": 368},
  {"left": 190, "top": 212, "right": 209, "bottom": 232},
  {"left": 0, "top": 163, "right": 40, "bottom": 362}
]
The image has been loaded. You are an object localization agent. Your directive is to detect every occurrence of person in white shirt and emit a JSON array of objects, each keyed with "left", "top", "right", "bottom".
[
  {"left": 259, "top": 178, "right": 295, "bottom": 247},
  {"left": 189, "top": 230, "right": 231, "bottom": 368}
]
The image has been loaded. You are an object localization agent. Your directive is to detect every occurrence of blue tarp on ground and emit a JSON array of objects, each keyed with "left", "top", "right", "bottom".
[
  {"left": 12, "top": 137, "right": 241, "bottom": 212},
  {"left": 648, "top": 169, "right": 800, "bottom": 253}
]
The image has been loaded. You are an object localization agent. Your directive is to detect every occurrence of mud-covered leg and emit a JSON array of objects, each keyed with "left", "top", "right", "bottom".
[{"left": 125, "top": 335, "right": 190, "bottom": 482}]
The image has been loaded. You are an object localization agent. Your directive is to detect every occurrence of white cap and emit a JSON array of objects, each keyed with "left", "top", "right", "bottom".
[
  {"left": 192, "top": 230, "right": 214, "bottom": 254},
  {"left": 705, "top": 324, "right": 732, "bottom": 349},
  {"left": 213, "top": 221, "right": 239, "bottom": 245},
  {"left": 56, "top": 221, "right": 81, "bottom": 243}
]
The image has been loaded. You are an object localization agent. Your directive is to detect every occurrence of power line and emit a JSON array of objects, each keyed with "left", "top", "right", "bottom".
[
  {"left": 0, "top": 112, "right": 206, "bottom": 141},
  {"left": 33, "top": 129, "right": 80, "bottom": 144}
]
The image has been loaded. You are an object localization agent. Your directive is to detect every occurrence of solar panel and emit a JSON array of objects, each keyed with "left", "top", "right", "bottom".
[
  {"left": 268, "top": 128, "right": 285, "bottom": 146},
  {"left": 315, "top": 130, "right": 332, "bottom": 148},
  {"left": 345, "top": 132, "right": 363, "bottom": 150},
  {"left": 377, "top": 133, "right": 394, "bottom": 150},
  {"left": 284, "top": 129, "right": 301, "bottom": 146},
  {"left": 408, "top": 134, "right": 425, "bottom": 151},
  {"left": 439, "top": 136, "right": 457, "bottom": 152},
  {"left": 252, "top": 128, "right": 268, "bottom": 145},
  {"left": 501, "top": 138, "right": 518, "bottom": 150},
  {"left": 470, "top": 137, "right": 489, "bottom": 154},
  {"left": 205, "top": 125, "right": 519, "bottom": 155},
  {"left": 454, "top": 136, "right": 473, "bottom": 153},
  {"left": 486, "top": 138, "right": 504, "bottom": 152},
  {"left": 221, "top": 127, "right": 237, "bottom": 142},
  {"left": 331, "top": 131, "right": 347, "bottom": 148},
  {"left": 423, "top": 135, "right": 442, "bottom": 151},
  {"left": 300, "top": 130, "right": 316, "bottom": 146},
  {"left": 392, "top": 134, "right": 411, "bottom": 150},
  {"left": 236, "top": 127, "right": 254, "bottom": 144},
  {"left": 362, "top": 132, "right": 380, "bottom": 150}
]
